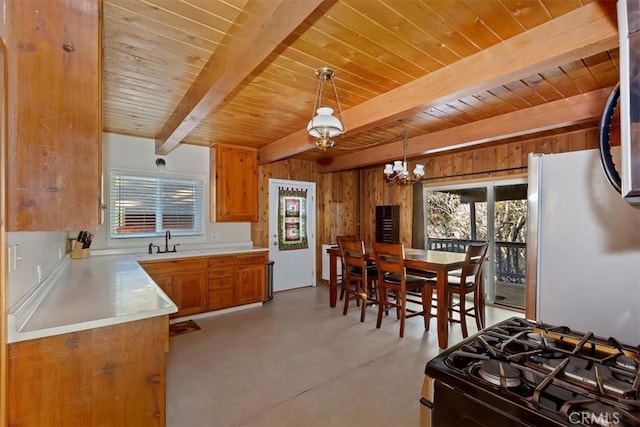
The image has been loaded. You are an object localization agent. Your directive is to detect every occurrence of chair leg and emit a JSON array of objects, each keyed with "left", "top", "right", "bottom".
[
  {"left": 475, "top": 292, "right": 485, "bottom": 330},
  {"left": 459, "top": 294, "right": 468, "bottom": 338},
  {"left": 399, "top": 293, "right": 406, "bottom": 338},
  {"left": 359, "top": 281, "right": 367, "bottom": 322},
  {"left": 376, "top": 287, "right": 387, "bottom": 329},
  {"left": 342, "top": 279, "right": 351, "bottom": 316}
]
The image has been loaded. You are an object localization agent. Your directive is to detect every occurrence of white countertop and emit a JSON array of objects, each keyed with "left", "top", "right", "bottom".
[
  {"left": 7, "top": 245, "right": 269, "bottom": 343},
  {"left": 131, "top": 245, "right": 268, "bottom": 262}
]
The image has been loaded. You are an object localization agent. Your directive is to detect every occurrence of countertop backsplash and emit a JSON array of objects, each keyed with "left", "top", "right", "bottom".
[{"left": 7, "top": 231, "right": 68, "bottom": 308}]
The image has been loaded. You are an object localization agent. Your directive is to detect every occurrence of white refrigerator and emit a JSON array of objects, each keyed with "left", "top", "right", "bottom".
[{"left": 528, "top": 149, "right": 640, "bottom": 344}]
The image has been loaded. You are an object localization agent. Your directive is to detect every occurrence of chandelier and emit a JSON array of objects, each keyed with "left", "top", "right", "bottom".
[
  {"left": 383, "top": 129, "right": 425, "bottom": 184},
  {"left": 307, "top": 67, "right": 346, "bottom": 150}
]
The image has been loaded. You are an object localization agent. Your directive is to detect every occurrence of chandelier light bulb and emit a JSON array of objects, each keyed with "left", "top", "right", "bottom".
[{"left": 383, "top": 129, "right": 424, "bottom": 184}]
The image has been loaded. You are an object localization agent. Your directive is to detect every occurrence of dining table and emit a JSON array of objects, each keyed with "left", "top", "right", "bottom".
[{"left": 326, "top": 245, "right": 473, "bottom": 349}]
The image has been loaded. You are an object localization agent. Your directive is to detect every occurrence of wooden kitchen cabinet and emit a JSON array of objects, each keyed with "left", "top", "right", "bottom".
[
  {"left": 210, "top": 143, "right": 258, "bottom": 222},
  {"left": 141, "top": 258, "right": 208, "bottom": 319},
  {"left": 234, "top": 253, "right": 267, "bottom": 304},
  {"left": 207, "top": 255, "right": 235, "bottom": 311},
  {"left": 142, "top": 252, "right": 267, "bottom": 317},
  {"left": 8, "top": 316, "right": 169, "bottom": 426},
  {"left": 4, "top": 0, "right": 103, "bottom": 230},
  {"left": 207, "top": 253, "right": 267, "bottom": 309}
]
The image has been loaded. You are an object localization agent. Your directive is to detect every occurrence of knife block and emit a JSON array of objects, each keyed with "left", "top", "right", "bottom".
[{"left": 71, "top": 241, "right": 90, "bottom": 259}]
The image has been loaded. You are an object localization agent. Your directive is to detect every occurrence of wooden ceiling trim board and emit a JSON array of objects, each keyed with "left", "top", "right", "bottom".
[
  {"left": 102, "top": 46, "right": 203, "bottom": 78},
  {"left": 461, "top": 0, "right": 526, "bottom": 40},
  {"left": 320, "top": 87, "right": 612, "bottom": 173},
  {"left": 154, "top": 0, "right": 325, "bottom": 155},
  {"left": 382, "top": 2, "right": 467, "bottom": 66},
  {"left": 182, "top": 0, "right": 247, "bottom": 16},
  {"left": 521, "top": 74, "right": 565, "bottom": 102},
  {"left": 559, "top": 61, "right": 603, "bottom": 93},
  {"left": 103, "top": 5, "right": 222, "bottom": 51},
  {"left": 365, "top": 1, "right": 450, "bottom": 70},
  {"left": 258, "top": 1, "right": 617, "bottom": 164},
  {"left": 471, "top": 90, "right": 518, "bottom": 116},
  {"left": 290, "top": 23, "right": 418, "bottom": 88},
  {"left": 103, "top": 33, "right": 209, "bottom": 68},
  {"left": 503, "top": 80, "right": 547, "bottom": 107},
  {"left": 583, "top": 52, "right": 620, "bottom": 86},
  {"left": 145, "top": 0, "right": 243, "bottom": 30},
  {"left": 106, "top": 0, "right": 233, "bottom": 42},
  {"left": 103, "top": 74, "right": 190, "bottom": 97},
  {"left": 539, "top": 0, "right": 587, "bottom": 19},
  {"left": 538, "top": 67, "right": 583, "bottom": 97},
  {"left": 501, "top": 0, "right": 552, "bottom": 30},
  {"left": 329, "top": 0, "right": 442, "bottom": 74},
  {"left": 423, "top": 0, "right": 502, "bottom": 50},
  {"left": 375, "top": 0, "right": 479, "bottom": 59}
]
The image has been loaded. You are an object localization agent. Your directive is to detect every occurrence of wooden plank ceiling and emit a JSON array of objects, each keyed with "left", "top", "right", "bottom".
[{"left": 102, "top": 0, "right": 619, "bottom": 172}]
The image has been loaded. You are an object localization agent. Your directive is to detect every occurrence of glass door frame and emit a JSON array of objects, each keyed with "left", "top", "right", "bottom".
[{"left": 422, "top": 176, "right": 527, "bottom": 305}]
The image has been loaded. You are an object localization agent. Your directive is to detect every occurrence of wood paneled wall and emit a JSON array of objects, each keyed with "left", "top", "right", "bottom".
[{"left": 252, "top": 127, "right": 600, "bottom": 284}]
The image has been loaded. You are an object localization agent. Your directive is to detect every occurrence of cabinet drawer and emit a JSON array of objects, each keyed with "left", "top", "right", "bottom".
[
  {"left": 208, "top": 267, "right": 234, "bottom": 279},
  {"left": 208, "top": 255, "right": 234, "bottom": 268},
  {"left": 208, "top": 289, "right": 234, "bottom": 310},
  {"left": 234, "top": 253, "right": 267, "bottom": 265},
  {"left": 141, "top": 257, "right": 207, "bottom": 275},
  {"left": 208, "top": 277, "right": 233, "bottom": 291}
]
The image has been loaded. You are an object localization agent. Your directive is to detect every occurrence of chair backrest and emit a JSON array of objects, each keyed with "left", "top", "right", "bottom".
[
  {"left": 460, "top": 243, "right": 489, "bottom": 284},
  {"left": 337, "top": 235, "right": 358, "bottom": 245},
  {"left": 339, "top": 239, "right": 367, "bottom": 272},
  {"left": 372, "top": 242, "right": 405, "bottom": 279}
]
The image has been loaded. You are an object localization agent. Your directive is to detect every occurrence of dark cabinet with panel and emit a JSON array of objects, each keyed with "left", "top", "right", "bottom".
[{"left": 375, "top": 205, "right": 400, "bottom": 243}]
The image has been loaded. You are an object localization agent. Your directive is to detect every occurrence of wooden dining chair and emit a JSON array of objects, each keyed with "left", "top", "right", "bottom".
[
  {"left": 425, "top": 243, "right": 488, "bottom": 338},
  {"left": 339, "top": 239, "right": 378, "bottom": 322},
  {"left": 336, "top": 235, "right": 359, "bottom": 301},
  {"left": 372, "top": 242, "right": 430, "bottom": 338}
]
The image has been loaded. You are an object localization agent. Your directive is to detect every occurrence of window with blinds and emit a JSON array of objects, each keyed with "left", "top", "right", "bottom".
[{"left": 109, "top": 171, "right": 204, "bottom": 239}]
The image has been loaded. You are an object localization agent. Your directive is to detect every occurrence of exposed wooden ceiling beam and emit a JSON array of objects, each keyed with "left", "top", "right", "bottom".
[
  {"left": 154, "top": 0, "right": 324, "bottom": 155},
  {"left": 258, "top": 1, "right": 618, "bottom": 165},
  {"left": 320, "top": 87, "right": 613, "bottom": 173}
]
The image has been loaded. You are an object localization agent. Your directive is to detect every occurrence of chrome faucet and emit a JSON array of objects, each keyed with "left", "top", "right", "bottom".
[{"left": 165, "top": 230, "right": 171, "bottom": 253}]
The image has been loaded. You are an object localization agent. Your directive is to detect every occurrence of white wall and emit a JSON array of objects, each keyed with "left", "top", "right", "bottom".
[
  {"left": 8, "top": 133, "right": 252, "bottom": 307},
  {"left": 7, "top": 231, "right": 67, "bottom": 308},
  {"left": 80, "top": 133, "right": 251, "bottom": 249}
]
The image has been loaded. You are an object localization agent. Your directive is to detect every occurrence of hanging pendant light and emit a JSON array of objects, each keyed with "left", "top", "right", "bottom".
[
  {"left": 383, "top": 129, "right": 425, "bottom": 184},
  {"left": 307, "top": 67, "right": 346, "bottom": 150}
]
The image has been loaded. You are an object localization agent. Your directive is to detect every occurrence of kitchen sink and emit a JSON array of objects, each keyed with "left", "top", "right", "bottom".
[{"left": 134, "top": 250, "right": 201, "bottom": 262}]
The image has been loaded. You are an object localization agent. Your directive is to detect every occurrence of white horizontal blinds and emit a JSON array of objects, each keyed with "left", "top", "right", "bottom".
[
  {"left": 110, "top": 171, "right": 203, "bottom": 239},
  {"left": 160, "top": 178, "right": 203, "bottom": 233}
]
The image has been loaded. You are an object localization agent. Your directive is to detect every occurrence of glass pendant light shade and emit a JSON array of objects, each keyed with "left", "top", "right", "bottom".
[
  {"left": 307, "top": 107, "right": 344, "bottom": 138},
  {"left": 308, "top": 68, "right": 345, "bottom": 149}
]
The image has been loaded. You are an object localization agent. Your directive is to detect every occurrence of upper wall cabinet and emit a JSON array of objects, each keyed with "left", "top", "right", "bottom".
[
  {"left": 4, "top": 0, "right": 102, "bottom": 231},
  {"left": 210, "top": 144, "right": 258, "bottom": 223}
]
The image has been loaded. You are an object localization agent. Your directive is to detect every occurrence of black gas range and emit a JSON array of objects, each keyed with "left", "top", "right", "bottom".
[{"left": 420, "top": 317, "right": 640, "bottom": 427}]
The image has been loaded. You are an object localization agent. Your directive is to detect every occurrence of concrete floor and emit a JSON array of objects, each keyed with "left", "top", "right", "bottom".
[{"left": 166, "top": 286, "right": 521, "bottom": 427}]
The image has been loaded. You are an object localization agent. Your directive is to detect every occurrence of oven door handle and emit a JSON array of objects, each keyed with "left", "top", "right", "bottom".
[{"left": 419, "top": 397, "right": 434, "bottom": 409}]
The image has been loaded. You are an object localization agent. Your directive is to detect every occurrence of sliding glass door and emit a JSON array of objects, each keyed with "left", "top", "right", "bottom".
[{"left": 423, "top": 179, "right": 527, "bottom": 309}]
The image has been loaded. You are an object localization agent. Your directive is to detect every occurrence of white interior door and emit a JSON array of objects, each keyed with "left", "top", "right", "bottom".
[{"left": 268, "top": 179, "right": 316, "bottom": 292}]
